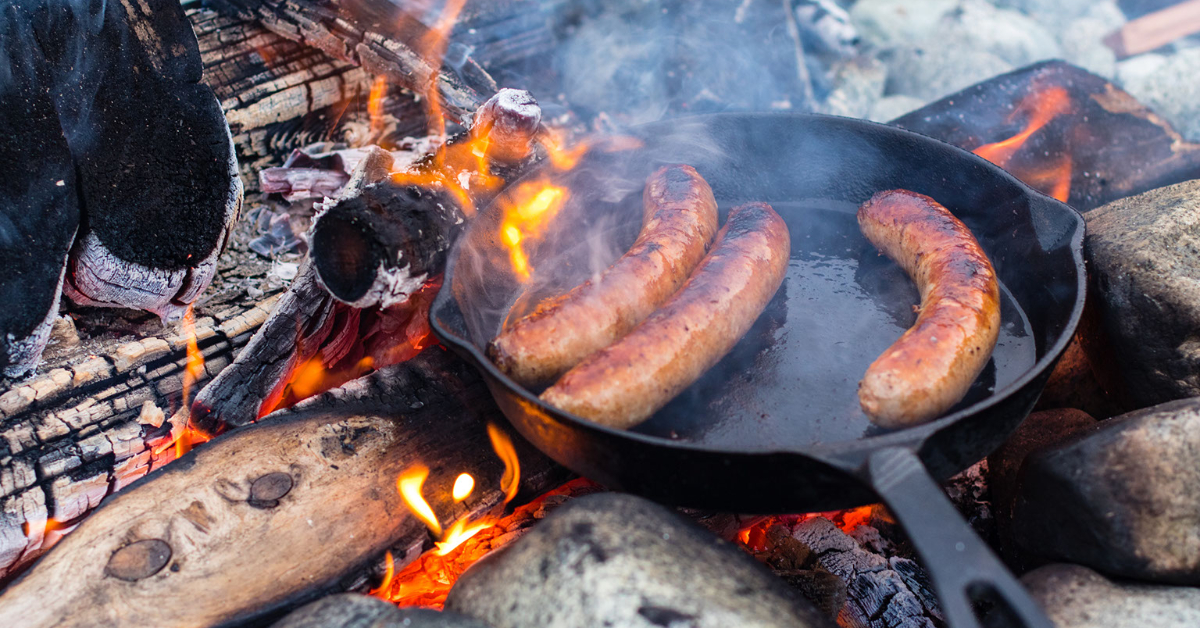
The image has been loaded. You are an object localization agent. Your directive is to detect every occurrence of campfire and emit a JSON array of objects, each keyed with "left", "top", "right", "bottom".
[{"left": 4, "top": 1, "right": 1200, "bottom": 627}]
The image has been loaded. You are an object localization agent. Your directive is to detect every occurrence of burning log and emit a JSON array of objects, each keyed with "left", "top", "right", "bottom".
[
  {"left": 0, "top": 298, "right": 277, "bottom": 578},
  {"left": 310, "top": 183, "right": 465, "bottom": 308},
  {"left": 0, "top": 348, "right": 567, "bottom": 628},
  {"left": 191, "top": 262, "right": 337, "bottom": 431},
  {"left": 890, "top": 60, "right": 1200, "bottom": 211},
  {"left": 203, "top": 0, "right": 498, "bottom": 124}
]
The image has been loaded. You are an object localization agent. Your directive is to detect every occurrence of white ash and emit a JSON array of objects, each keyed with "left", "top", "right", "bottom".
[
  {"left": 326, "top": 262, "right": 428, "bottom": 310},
  {"left": 63, "top": 231, "right": 220, "bottom": 323},
  {"left": 3, "top": 259, "right": 68, "bottom": 379}
]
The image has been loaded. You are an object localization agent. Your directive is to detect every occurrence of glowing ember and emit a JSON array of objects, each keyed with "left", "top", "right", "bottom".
[
  {"left": 434, "top": 518, "right": 492, "bottom": 556},
  {"left": 452, "top": 474, "right": 475, "bottom": 501},
  {"left": 973, "top": 85, "right": 1074, "bottom": 202},
  {"left": 497, "top": 183, "right": 569, "bottom": 281}
]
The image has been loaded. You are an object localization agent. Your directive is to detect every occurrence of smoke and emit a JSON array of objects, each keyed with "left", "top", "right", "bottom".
[{"left": 542, "top": 0, "right": 826, "bottom": 126}]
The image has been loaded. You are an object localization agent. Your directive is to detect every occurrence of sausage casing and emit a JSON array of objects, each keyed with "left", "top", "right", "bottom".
[
  {"left": 856, "top": 189, "right": 1001, "bottom": 428},
  {"left": 541, "top": 202, "right": 790, "bottom": 429},
  {"left": 488, "top": 165, "right": 719, "bottom": 386}
]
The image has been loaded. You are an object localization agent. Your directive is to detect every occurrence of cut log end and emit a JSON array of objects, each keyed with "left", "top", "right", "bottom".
[{"left": 311, "top": 183, "right": 465, "bottom": 309}]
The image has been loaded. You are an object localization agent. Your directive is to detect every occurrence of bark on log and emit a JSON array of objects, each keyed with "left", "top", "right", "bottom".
[
  {"left": 0, "top": 347, "right": 567, "bottom": 628},
  {"left": 0, "top": 296, "right": 278, "bottom": 579}
]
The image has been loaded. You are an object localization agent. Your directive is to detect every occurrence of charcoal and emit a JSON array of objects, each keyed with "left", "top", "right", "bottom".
[
  {"left": 0, "top": 4, "right": 79, "bottom": 378},
  {"left": 273, "top": 594, "right": 494, "bottom": 628},
  {"left": 444, "top": 493, "right": 835, "bottom": 628},
  {"left": 1013, "top": 399, "right": 1200, "bottom": 583},
  {"left": 1085, "top": 179, "right": 1200, "bottom": 407},
  {"left": 1022, "top": 564, "right": 1200, "bottom": 628}
]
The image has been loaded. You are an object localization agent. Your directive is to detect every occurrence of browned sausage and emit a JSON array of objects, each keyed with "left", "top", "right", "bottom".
[
  {"left": 488, "top": 165, "right": 719, "bottom": 386},
  {"left": 856, "top": 189, "right": 1001, "bottom": 428},
  {"left": 541, "top": 202, "right": 790, "bottom": 429}
]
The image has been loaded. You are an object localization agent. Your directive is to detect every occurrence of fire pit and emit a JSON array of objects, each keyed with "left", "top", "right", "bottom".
[{"left": 4, "top": 0, "right": 1200, "bottom": 627}]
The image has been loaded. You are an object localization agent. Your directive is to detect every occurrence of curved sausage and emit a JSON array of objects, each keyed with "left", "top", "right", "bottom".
[
  {"left": 488, "top": 165, "right": 719, "bottom": 386},
  {"left": 856, "top": 189, "right": 1001, "bottom": 428},
  {"left": 541, "top": 202, "right": 790, "bottom": 429}
]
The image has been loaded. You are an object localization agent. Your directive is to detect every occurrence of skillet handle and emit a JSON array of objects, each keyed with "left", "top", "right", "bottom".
[{"left": 867, "top": 447, "right": 1052, "bottom": 628}]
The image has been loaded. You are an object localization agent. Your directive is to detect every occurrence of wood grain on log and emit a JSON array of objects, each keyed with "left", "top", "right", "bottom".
[
  {"left": 188, "top": 3, "right": 428, "bottom": 190},
  {"left": 200, "top": 0, "right": 496, "bottom": 124},
  {"left": 0, "top": 348, "right": 566, "bottom": 627},
  {"left": 0, "top": 296, "right": 278, "bottom": 578}
]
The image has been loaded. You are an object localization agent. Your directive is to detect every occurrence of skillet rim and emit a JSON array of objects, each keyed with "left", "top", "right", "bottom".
[{"left": 429, "top": 111, "right": 1087, "bottom": 464}]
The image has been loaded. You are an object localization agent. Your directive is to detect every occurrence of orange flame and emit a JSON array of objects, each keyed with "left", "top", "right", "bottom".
[
  {"left": 487, "top": 423, "right": 520, "bottom": 504},
  {"left": 370, "top": 551, "right": 396, "bottom": 597},
  {"left": 434, "top": 518, "right": 492, "bottom": 556},
  {"left": 398, "top": 466, "right": 443, "bottom": 538},
  {"left": 181, "top": 306, "right": 206, "bottom": 408},
  {"left": 452, "top": 474, "right": 475, "bottom": 501},
  {"left": 497, "top": 183, "right": 569, "bottom": 281},
  {"left": 368, "top": 75, "right": 389, "bottom": 138},
  {"left": 973, "top": 85, "right": 1073, "bottom": 202}
]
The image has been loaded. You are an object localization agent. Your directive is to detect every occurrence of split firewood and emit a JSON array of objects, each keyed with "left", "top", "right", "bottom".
[
  {"left": 0, "top": 347, "right": 567, "bottom": 628},
  {"left": 0, "top": 297, "right": 277, "bottom": 579},
  {"left": 1105, "top": 0, "right": 1200, "bottom": 59},
  {"left": 192, "top": 148, "right": 400, "bottom": 430}
]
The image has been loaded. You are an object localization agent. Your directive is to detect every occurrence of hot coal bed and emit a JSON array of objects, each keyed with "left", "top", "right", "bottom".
[{"left": 2, "top": 1, "right": 1200, "bottom": 627}]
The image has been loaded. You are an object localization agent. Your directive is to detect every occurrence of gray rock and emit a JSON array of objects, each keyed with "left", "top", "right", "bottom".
[
  {"left": 272, "top": 594, "right": 494, "bottom": 628},
  {"left": 1084, "top": 180, "right": 1200, "bottom": 407},
  {"left": 444, "top": 493, "right": 835, "bottom": 628},
  {"left": 1059, "top": 17, "right": 1119, "bottom": 79},
  {"left": 939, "top": 0, "right": 1062, "bottom": 68},
  {"left": 1012, "top": 398, "right": 1200, "bottom": 583},
  {"left": 1022, "top": 564, "right": 1200, "bottom": 628},
  {"left": 884, "top": 45, "right": 1014, "bottom": 102},
  {"left": 819, "top": 56, "right": 887, "bottom": 119},
  {"left": 849, "top": 0, "right": 959, "bottom": 47},
  {"left": 1117, "top": 49, "right": 1200, "bottom": 141},
  {"left": 868, "top": 95, "right": 925, "bottom": 122},
  {"left": 997, "top": 0, "right": 1125, "bottom": 29}
]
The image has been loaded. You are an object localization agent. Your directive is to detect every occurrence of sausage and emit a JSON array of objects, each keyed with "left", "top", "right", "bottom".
[
  {"left": 488, "top": 165, "right": 719, "bottom": 386},
  {"left": 541, "top": 202, "right": 790, "bottom": 429},
  {"left": 856, "top": 189, "right": 1001, "bottom": 428}
]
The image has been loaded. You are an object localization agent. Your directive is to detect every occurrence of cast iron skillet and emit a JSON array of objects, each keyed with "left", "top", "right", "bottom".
[{"left": 431, "top": 113, "right": 1084, "bottom": 628}]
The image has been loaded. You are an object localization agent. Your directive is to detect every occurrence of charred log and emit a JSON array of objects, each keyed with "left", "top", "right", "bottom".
[
  {"left": 0, "top": 8, "right": 78, "bottom": 378},
  {"left": 52, "top": 0, "right": 241, "bottom": 321},
  {"left": 0, "top": 347, "right": 567, "bottom": 628},
  {"left": 191, "top": 263, "right": 336, "bottom": 431},
  {"left": 891, "top": 60, "right": 1200, "bottom": 211},
  {"left": 311, "top": 183, "right": 465, "bottom": 308}
]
